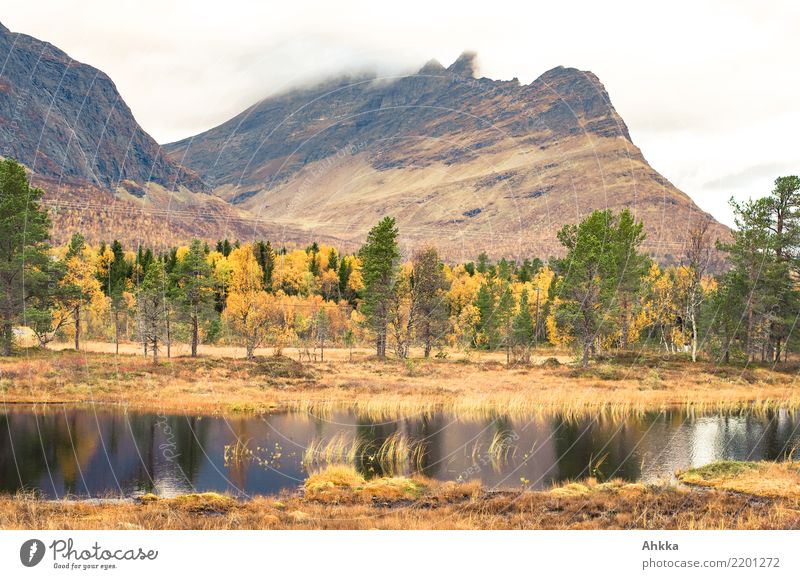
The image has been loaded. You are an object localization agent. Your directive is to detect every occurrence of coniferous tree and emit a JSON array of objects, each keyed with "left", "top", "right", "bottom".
[
  {"left": 254, "top": 240, "right": 276, "bottom": 291},
  {"left": 338, "top": 257, "right": 353, "bottom": 303},
  {"left": 137, "top": 260, "right": 168, "bottom": 362},
  {"left": 173, "top": 239, "right": 216, "bottom": 357},
  {"left": 0, "top": 159, "right": 57, "bottom": 356},
  {"left": 552, "top": 209, "right": 647, "bottom": 366},
  {"left": 327, "top": 248, "right": 339, "bottom": 275},
  {"left": 359, "top": 217, "right": 400, "bottom": 358},
  {"left": 495, "top": 285, "right": 516, "bottom": 366},
  {"left": 610, "top": 210, "right": 649, "bottom": 350},
  {"left": 105, "top": 240, "right": 130, "bottom": 354},
  {"left": 411, "top": 246, "right": 448, "bottom": 357},
  {"left": 474, "top": 282, "right": 496, "bottom": 348},
  {"left": 513, "top": 288, "right": 536, "bottom": 363}
]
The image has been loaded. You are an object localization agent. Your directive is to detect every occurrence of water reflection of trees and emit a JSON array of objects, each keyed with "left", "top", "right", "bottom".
[
  {"left": 0, "top": 410, "right": 100, "bottom": 496},
  {"left": 550, "top": 412, "right": 650, "bottom": 483}
]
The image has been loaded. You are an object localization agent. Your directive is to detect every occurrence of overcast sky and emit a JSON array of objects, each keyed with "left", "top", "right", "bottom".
[{"left": 4, "top": 0, "right": 799, "bottom": 226}]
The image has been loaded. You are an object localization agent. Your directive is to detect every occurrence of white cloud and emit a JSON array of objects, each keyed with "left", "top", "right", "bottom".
[{"left": 3, "top": 0, "right": 798, "bottom": 226}]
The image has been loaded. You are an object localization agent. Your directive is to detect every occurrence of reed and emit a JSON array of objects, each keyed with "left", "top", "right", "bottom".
[
  {"left": 223, "top": 437, "right": 253, "bottom": 468},
  {"left": 302, "top": 432, "right": 427, "bottom": 476}
]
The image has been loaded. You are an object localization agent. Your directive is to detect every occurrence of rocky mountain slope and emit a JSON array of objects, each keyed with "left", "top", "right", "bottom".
[
  {"left": 0, "top": 22, "right": 298, "bottom": 247},
  {"left": 0, "top": 22, "right": 203, "bottom": 192},
  {"left": 166, "top": 52, "right": 728, "bottom": 261},
  {"left": 1, "top": 21, "right": 727, "bottom": 259}
]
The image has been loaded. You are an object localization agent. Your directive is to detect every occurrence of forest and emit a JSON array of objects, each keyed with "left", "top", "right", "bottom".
[{"left": 2, "top": 158, "right": 799, "bottom": 368}]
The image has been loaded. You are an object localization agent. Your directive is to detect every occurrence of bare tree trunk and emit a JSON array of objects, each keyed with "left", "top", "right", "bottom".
[
  {"left": 2, "top": 320, "right": 12, "bottom": 356},
  {"left": 114, "top": 309, "right": 120, "bottom": 355},
  {"left": 74, "top": 304, "right": 80, "bottom": 350},
  {"left": 191, "top": 314, "right": 199, "bottom": 357},
  {"left": 690, "top": 307, "right": 697, "bottom": 362},
  {"left": 621, "top": 296, "right": 629, "bottom": 350},
  {"left": 165, "top": 311, "right": 171, "bottom": 359}
]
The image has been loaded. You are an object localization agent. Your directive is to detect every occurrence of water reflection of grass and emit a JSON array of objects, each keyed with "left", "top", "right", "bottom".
[
  {"left": 223, "top": 437, "right": 285, "bottom": 470},
  {"left": 302, "top": 432, "right": 427, "bottom": 477}
]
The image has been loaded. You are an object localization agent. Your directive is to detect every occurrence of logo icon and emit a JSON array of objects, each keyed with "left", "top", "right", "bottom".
[{"left": 20, "top": 539, "right": 46, "bottom": 567}]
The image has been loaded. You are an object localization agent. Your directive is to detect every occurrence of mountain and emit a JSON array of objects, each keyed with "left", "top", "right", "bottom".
[
  {"left": 166, "top": 52, "right": 728, "bottom": 262},
  {"left": 0, "top": 22, "right": 304, "bottom": 248},
  {"left": 0, "top": 22, "right": 205, "bottom": 191},
  {"left": 1, "top": 22, "right": 727, "bottom": 260}
]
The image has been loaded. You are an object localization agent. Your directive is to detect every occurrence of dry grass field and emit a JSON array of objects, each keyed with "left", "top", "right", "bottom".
[
  {"left": 1, "top": 342, "right": 799, "bottom": 418},
  {"left": 2, "top": 462, "right": 799, "bottom": 530}
]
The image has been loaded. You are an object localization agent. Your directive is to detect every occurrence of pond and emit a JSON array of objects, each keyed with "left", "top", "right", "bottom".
[{"left": 1, "top": 406, "right": 799, "bottom": 498}]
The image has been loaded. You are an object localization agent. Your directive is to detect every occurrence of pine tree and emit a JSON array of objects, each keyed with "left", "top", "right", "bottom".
[
  {"left": 513, "top": 288, "right": 535, "bottom": 362},
  {"left": 359, "top": 217, "right": 400, "bottom": 358},
  {"left": 172, "top": 239, "right": 216, "bottom": 357},
  {"left": 474, "top": 281, "right": 496, "bottom": 348},
  {"left": 137, "top": 260, "right": 167, "bottom": 362},
  {"left": 611, "top": 209, "right": 649, "bottom": 350},
  {"left": 552, "top": 209, "right": 647, "bottom": 366},
  {"left": 0, "top": 159, "right": 57, "bottom": 356}
]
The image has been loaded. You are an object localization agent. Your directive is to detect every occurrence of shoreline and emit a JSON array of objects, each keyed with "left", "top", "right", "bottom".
[
  {"left": 2, "top": 461, "right": 798, "bottom": 530},
  {"left": 2, "top": 345, "right": 800, "bottom": 417}
]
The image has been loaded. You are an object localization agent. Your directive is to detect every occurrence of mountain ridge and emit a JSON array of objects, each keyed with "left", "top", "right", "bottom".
[
  {"left": 165, "top": 52, "right": 725, "bottom": 262},
  {"left": 1, "top": 22, "right": 728, "bottom": 261}
]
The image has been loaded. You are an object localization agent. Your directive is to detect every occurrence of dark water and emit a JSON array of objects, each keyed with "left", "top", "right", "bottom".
[{"left": 1, "top": 406, "right": 799, "bottom": 498}]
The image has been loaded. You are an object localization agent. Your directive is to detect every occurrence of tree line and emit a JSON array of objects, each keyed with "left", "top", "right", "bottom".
[{"left": 2, "top": 158, "right": 799, "bottom": 366}]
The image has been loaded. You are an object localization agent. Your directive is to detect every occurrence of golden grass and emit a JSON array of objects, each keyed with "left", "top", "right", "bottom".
[
  {"left": 303, "top": 465, "right": 433, "bottom": 502},
  {"left": 4, "top": 462, "right": 800, "bottom": 529},
  {"left": 2, "top": 346, "right": 800, "bottom": 419},
  {"left": 679, "top": 460, "right": 800, "bottom": 499},
  {"left": 301, "top": 433, "right": 427, "bottom": 476}
]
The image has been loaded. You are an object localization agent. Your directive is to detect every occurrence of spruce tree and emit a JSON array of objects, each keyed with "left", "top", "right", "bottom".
[
  {"left": 411, "top": 246, "right": 448, "bottom": 357},
  {"left": 106, "top": 240, "right": 130, "bottom": 354},
  {"left": 474, "top": 282, "right": 496, "bottom": 348}
]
